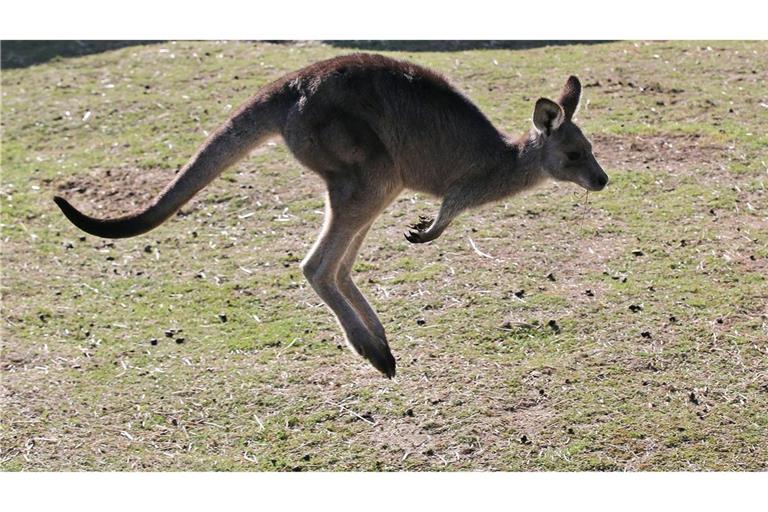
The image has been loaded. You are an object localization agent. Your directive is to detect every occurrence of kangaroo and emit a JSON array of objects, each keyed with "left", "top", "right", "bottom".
[{"left": 54, "top": 53, "right": 609, "bottom": 378}]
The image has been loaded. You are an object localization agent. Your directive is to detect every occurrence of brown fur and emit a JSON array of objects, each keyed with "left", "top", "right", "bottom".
[{"left": 54, "top": 53, "right": 609, "bottom": 377}]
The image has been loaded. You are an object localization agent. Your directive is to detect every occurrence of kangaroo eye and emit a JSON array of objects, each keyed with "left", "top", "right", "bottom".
[{"left": 566, "top": 151, "right": 582, "bottom": 161}]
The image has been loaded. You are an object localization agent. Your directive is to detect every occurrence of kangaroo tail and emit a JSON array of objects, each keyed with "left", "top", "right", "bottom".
[{"left": 54, "top": 92, "right": 288, "bottom": 239}]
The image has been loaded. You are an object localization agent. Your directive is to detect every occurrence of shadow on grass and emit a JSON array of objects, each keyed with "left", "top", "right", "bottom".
[
  {"left": 1, "top": 40, "right": 162, "bottom": 69},
  {"left": 324, "top": 40, "right": 612, "bottom": 52},
  {"left": 1, "top": 41, "right": 615, "bottom": 70}
]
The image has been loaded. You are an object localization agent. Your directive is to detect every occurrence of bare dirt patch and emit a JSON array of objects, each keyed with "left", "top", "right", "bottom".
[{"left": 592, "top": 133, "right": 729, "bottom": 178}]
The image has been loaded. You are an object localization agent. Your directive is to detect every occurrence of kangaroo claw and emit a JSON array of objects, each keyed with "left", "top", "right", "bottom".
[
  {"left": 414, "top": 215, "right": 433, "bottom": 230},
  {"left": 404, "top": 216, "right": 434, "bottom": 244},
  {"left": 404, "top": 230, "right": 422, "bottom": 243}
]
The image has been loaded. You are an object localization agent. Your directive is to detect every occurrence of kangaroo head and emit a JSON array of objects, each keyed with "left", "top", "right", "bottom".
[{"left": 531, "top": 76, "right": 609, "bottom": 192}]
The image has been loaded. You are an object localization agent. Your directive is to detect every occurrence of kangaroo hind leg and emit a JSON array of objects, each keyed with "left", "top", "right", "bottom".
[
  {"left": 336, "top": 221, "right": 386, "bottom": 341},
  {"left": 302, "top": 182, "right": 397, "bottom": 377}
]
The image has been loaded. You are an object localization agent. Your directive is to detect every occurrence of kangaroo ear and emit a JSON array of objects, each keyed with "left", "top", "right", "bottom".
[
  {"left": 558, "top": 75, "right": 581, "bottom": 120},
  {"left": 533, "top": 98, "right": 564, "bottom": 136}
]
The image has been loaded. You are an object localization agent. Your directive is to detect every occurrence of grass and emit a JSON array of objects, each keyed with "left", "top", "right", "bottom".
[{"left": 1, "top": 40, "right": 767, "bottom": 471}]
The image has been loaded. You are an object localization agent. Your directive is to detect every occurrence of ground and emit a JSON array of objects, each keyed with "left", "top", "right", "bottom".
[{"left": 1, "top": 40, "right": 766, "bottom": 471}]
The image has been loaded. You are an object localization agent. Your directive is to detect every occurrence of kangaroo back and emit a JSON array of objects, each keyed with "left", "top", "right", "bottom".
[{"left": 54, "top": 92, "right": 289, "bottom": 238}]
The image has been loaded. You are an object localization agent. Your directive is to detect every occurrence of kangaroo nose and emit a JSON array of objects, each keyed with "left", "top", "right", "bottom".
[{"left": 594, "top": 173, "right": 609, "bottom": 190}]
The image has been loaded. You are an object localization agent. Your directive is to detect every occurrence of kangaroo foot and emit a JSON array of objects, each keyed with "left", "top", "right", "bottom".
[{"left": 346, "top": 328, "right": 397, "bottom": 378}]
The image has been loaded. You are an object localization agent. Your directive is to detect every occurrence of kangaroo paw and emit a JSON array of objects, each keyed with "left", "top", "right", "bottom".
[{"left": 404, "top": 216, "right": 435, "bottom": 244}]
